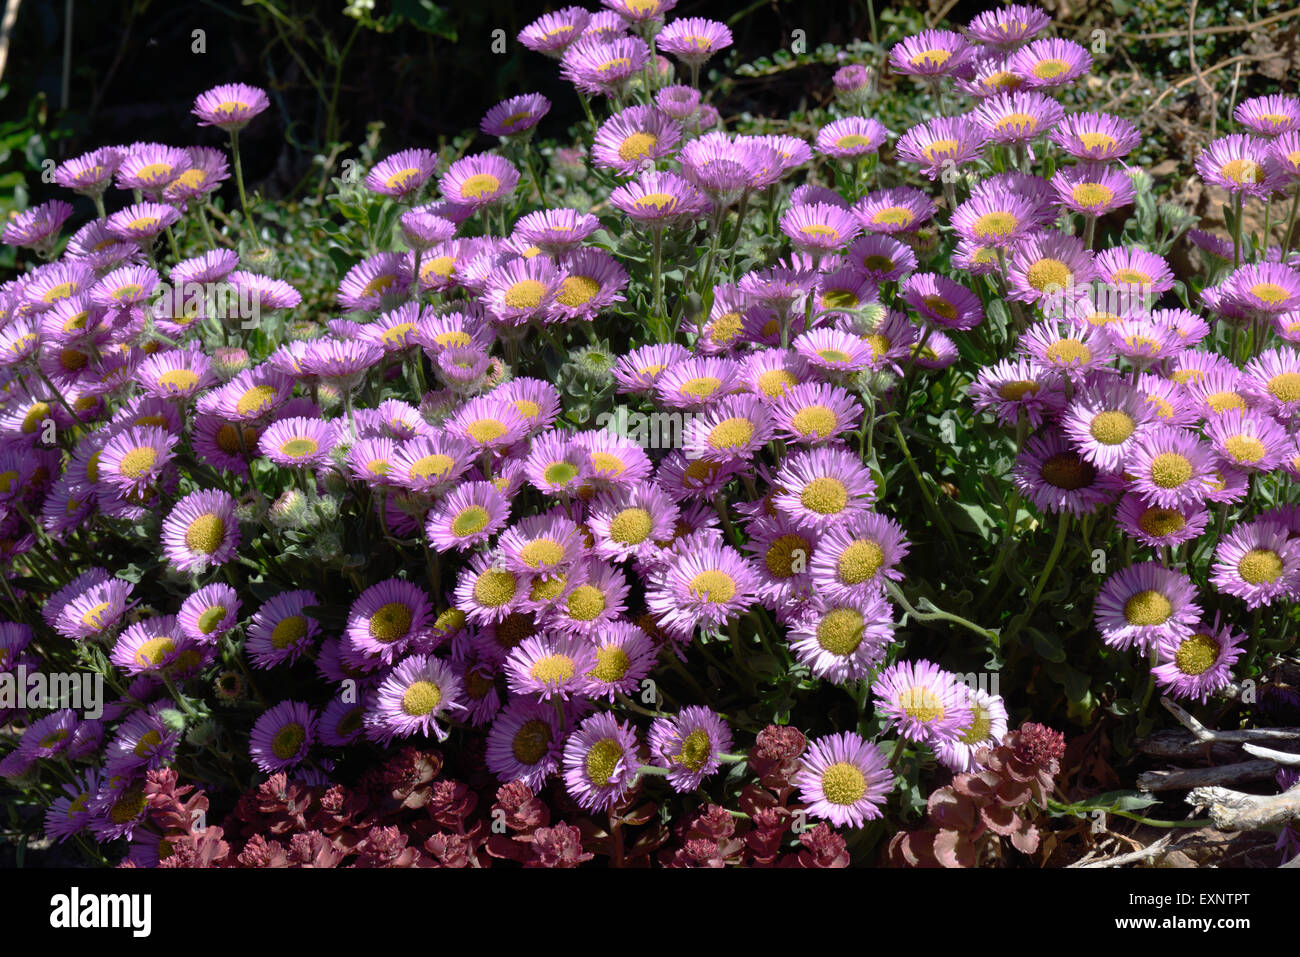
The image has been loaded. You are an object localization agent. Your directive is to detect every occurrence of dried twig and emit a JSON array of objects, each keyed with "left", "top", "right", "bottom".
[
  {"left": 1161, "top": 697, "right": 1300, "bottom": 743},
  {"left": 1138, "top": 760, "right": 1279, "bottom": 792},
  {"left": 1070, "top": 833, "right": 1175, "bottom": 868},
  {"left": 1118, "top": 8, "right": 1300, "bottom": 41},
  {"left": 1187, "top": 783, "right": 1300, "bottom": 830},
  {"left": 1242, "top": 743, "right": 1300, "bottom": 767}
]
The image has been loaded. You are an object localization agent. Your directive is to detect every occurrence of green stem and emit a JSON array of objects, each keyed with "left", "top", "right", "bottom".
[
  {"left": 229, "top": 129, "right": 257, "bottom": 239},
  {"left": 889, "top": 419, "right": 960, "bottom": 556},
  {"left": 1026, "top": 511, "right": 1070, "bottom": 610}
]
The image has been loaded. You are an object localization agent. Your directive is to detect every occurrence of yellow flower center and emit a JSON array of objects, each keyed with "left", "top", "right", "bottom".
[
  {"left": 1149, "top": 452, "right": 1192, "bottom": 489},
  {"left": 401, "top": 680, "right": 442, "bottom": 716},
  {"left": 909, "top": 48, "right": 952, "bottom": 68},
  {"left": 557, "top": 275, "right": 601, "bottom": 308},
  {"left": 998, "top": 379, "right": 1039, "bottom": 400},
  {"left": 465, "top": 418, "right": 507, "bottom": 443},
  {"left": 1224, "top": 435, "right": 1266, "bottom": 463},
  {"left": 451, "top": 505, "right": 491, "bottom": 537},
  {"left": 765, "top": 533, "right": 810, "bottom": 578},
  {"left": 133, "top": 636, "right": 176, "bottom": 668},
  {"left": 589, "top": 646, "right": 631, "bottom": 684},
  {"left": 1267, "top": 371, "right": 1300, "bottom": 404},
  {"left": 512, "top": 719, "right": 553, "bottom": 764},
  {"left": 1239, "top": 548, "right": 1283, "bottom": 584},
  {"left": 1044, "top": 337, "right": 1090, "bottom": 365},
  {"left": 503, "top": 279, "right": 547, "bottom": 310},
  {"left": 609, "top": 507, "right": 653, "bottom": 544},
  {"left": 279, "top": 437, "right": 318, "bottom": 459},
  {"left": 1250, "top": 282, "right": 1289, "bottom": 304},
  {"left": 679, "top": 375, "right": 722, "bottom": 398},
  {"left": 757, "top": 368, "right": 797, "bottom": 398},
  {"left": 271, "top": 615, "right": 308, "bottom": 649},
  {"left": 520, "top": 538, "right": 566, "bottom": 568},
  {"left": 184, "top": 514, "right": 225, "bottom": 555},
  {"left": 1078, "top": 131, "right": 1117, "bottom": 152},
  {"left": 1089, "top": 410, "right": 1135, "bottom": 445},
  {"left": 688, "top": 569, "right": 737, "bottom": 603},
  {"left": 1070, "top": 182, "right": 1114, "bottom": 208},
  {"left": 1031, "top": 58, "right": 1069, "bottom": 79},
  {"left": 618, "top": 131, "right": 658, "bottom": 163},
  {"left": 819, "top": 761, "right": 867, "bottom": 805},
  {"left": 801, "top": 476, "right": 848, "bottom": 515},
  {"left": 838, "top": 540, "right": 884, "bottom": 584},
  {"left": 1175, "top": 633, "right": 1219, "bottom": 676},
  {"left": 118, "top": 446, "right": 159, "bottom": 479},
  {"left": 1219, "top": 158, "right": 1260, "bottom": 185},
  {"left": 585, "top": 738, "right": 624, "bottom": 786},
  {"left": 566, "top": 584, "right": 606, "bottom": 621},
  {"left": 871, "top": 207, "right": 914, "bottom": 227},
  {"left": 1123, "top": 589, "right": 1171, "bottom": 626},
  {"left": 817, "top": 607, "right": 866, "bottom": 655},
  {"left": 195, "top": 605, "right": 227, "bottom": 635},
  {"left": 368, "top": 602, "right": 413, "bottom": 642},
  {"left": 1027, "top": 258, "right": 1072, "bottom": 292},
  {"left": 474, "top": 568, "right": 518, "bottom": 606},
  {"left": 271, "top": 722, "right": 306, "bottom": 760},
  {"left": 994, "top": 112, "right": 1036, "bottom": 135},
  {"left": 459, "top": 172, "right": 501, "bottom": 199},
  {"left": 236, "top": 384, "right": 278, "bottom": 417},
  {"left": 1137, "top": 506, "right": 1185, "bottom": 538},
  {"left": 708, "top": 416, "right": 755, "bottom": 450}
]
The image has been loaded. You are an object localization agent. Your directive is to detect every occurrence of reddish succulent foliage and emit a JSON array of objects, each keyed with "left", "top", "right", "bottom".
[{"left": 888, "top": 723, "right": 1065, "bottom": 868}]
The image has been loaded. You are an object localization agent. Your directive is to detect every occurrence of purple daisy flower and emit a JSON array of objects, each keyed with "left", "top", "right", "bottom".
[
  {"left": 684, "top": 393, "right": 774, "bottom": 463},
  {"left": 1052, "top": 162, "right": 1137, "bottom": 216},
  {"left": 518, "top": 7, "right": 590, "bottom": 55},
  {"left": 794, "top": 731, "right": 892, "bottom": 829},
  {"left": 1127, "top": 427, "right": 1219, "bottom": 509},
  {"left": 1234, "top": 94, "right": 1300, "bottom": 137},
  {"left": 849, "top": 233, "right": 918, "bottom": 280},
  {"left": 505, "top": 633, "right": 597, "bottom": 702},
  {"left": 549, "top": 248, "right": 628, "bottom": 321},
  {"left": 178, "top": 582, "right": 241, "bottom": 643},
  {"left": 814, "top": 116, "right": 890, "bottom": 159},
  {"left": 902, "top": 272, "right": 984, "bottom": 331},
  {"left": 365, "top": 654, "right": 465, "bottom": 745},
  {"left": 192, "top": 83, "right": 270, "bottom": 131},
  {"left": 1007, "top": 231, "right": 1097, "bottom": 304},
  {"left": 561, "top": 711, "right": 639, "bottom": 812},
  {"left": 809, "top": 513, "right": 909, "bottom": 602},
  {"left": 110, "top": 615, "right": 187, "bottom": 676},
  {"left": 561, "top": 34, "right": 650, "bottom": 98},
  {"left": 648, "top": 706, "right": 732, "bottom": 793},
  {"left": 161, "top": 488, "right": 240, "bottom": 574},
  {"left": 1210, "top": 521, "right": 1300, "bottom": 609},
  {"left": 889, "top": 29, "right": 972, "bottom": 77},
  {"left": 1013, "top": 431, "right": 1123, "bottom": 517},
  {"left": 788, "top": 593, "right": 895, "bottom": 685},
  {"left": 874, "top": 659, "right": 974, "bottom": 746},
  {"left": 97, "top": 425, "right": 177, "bottom": 496},
  {"left": 609, "top": 169, "right": 710, "bottom": 224},
  {"left": 1095, "top": 562, "right": 1202, "bottom": 651},
  {"left": 1205, "top": 408, "right": 1289, "bottom": 472},
  {"left": 780, "top": 202, "right": 863, "bottom": 254},
  {"left": 1195, "top": 134, "right": 1276, "bottom": 199},
  {"left": 105, "top": 707, "right": 181, "bottom": 775},
  {"left": 454, "top": 552, "right": 525, "bottom": 625},
  {"left": 1009, "top": 37, "right": 1092, "bottom": 89},
  {"left": 1061, "top": 377, "right": 1158, "bottom": 473},
  {"left": 2, "top": 200, "right": 73, "bottom": 252},
  {"left": 365, "top": 148, "right": 439, "bottom": 200},
  {"left": 248, "top": 700, "right": 316, "bottom": 773},
  {"left": 485, "top": 698, "right": 563, "bottom": 791},
  {"left": 771, "top": 381, "right": 864, "bottom": 444},
  {"left": 426, "top": 480, "right": 510, "bottom": 552},
  {"left": 1153, "top": 619, "right": 1248, "bottom": 703},
  {"left": 657, "top": 17, "right": 732, "bottom": 68},
  {"left": 933, "top": 687, "right": 1011, "bottom": 774},
  {"left": 581, "top": 620, "right": 657, "bottom": 701},
  {"left": 439, "top": 153, "right": 520, "bottom": 209},
  {"left": 135, "top": 347, "right": 214, "bottom": 400},
  {"left": 55, "top": 147, "right": 122, "bottom": 197},
  {"left": 345, "top": 578, "right": 432, "bottom": 666},
  {"left": 481, "top": 92, "right": 552, "bottom": 139},
  {"left": 968, "top": 357, "right": 1066, "bottom": 427},
  {"left": 1050, "top": 111, "right": 1140, "bottom": 160},
  {"left": 114, "top": 144, "right": 191, "bottom": 192},
  {"left": 772, "top": 446, "right": 876, "bottom": 530},
  {"left": 245, "top": 589, "right": 320, "bottom": 669},
  {"left": 1115, "top": 493, "right": 1210, "bottom": 549},
  {"left": 895, "top": 115, "right": 988, "bottom": 180},
  {"left": 1242, "top": 347, "right": 1300, "bottom": 417},
  {"left": 644, "top": 541, "right": 759, "bottom": 640},
  {"left": 966, "top": 3, "right": 1052, "bottom": 46},
  {"left": 258, "top": 416, "right": 337, "bottom": 469},
  {"left": 853, "top": 186, "right": 935, "bottom": 235},
  {"left": 974, "top": 90, "right": 1064, "bottom": 144}
]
